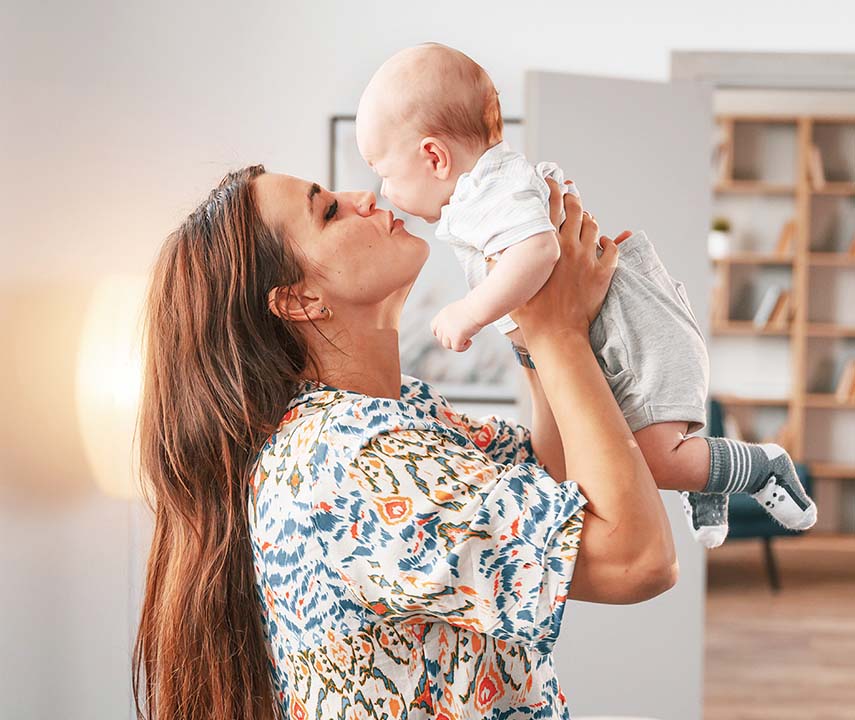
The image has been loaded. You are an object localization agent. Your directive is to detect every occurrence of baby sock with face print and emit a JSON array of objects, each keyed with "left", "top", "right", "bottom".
[{"left": 703, "top": 437, "right": 817, "bottom": 531}]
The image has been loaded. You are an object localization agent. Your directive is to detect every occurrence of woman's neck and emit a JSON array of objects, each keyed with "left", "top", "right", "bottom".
[{"left": 303, "top": 323, "right": 403, "bottom": 400}]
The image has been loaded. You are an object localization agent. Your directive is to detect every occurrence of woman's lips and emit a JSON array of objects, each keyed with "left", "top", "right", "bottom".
[{"left": 392, "top": 218, "right": 404, "bottom": 231}]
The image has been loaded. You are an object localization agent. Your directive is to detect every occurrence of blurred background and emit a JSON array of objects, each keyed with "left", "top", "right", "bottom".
[{"left": 2, "top": 2, "right": 854, "bottom": 718}]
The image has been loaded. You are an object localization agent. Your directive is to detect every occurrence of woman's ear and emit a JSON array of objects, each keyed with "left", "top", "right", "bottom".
[
  {"left": 420, "top": 137, "right": 452, "bottom": 181},
  {"left": 267, "top": 284, "right": 326, "bottom": 323}
]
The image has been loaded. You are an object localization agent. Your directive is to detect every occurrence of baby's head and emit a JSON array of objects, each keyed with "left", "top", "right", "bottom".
[{"left": 356, "top": 43, "right": 503, "bottom": 223}]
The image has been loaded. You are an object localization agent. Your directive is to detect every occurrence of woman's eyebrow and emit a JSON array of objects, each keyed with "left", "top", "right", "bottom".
[{"left": 307, "top": 182, "right": 322, "bottom": 223}]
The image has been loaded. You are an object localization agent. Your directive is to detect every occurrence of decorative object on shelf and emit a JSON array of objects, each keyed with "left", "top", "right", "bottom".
[
  {"left": 753, "top": 285, "right": 784, "bottom": 328},
  {"left": 774, "top": 219, "right": 797, "bottom": 256},
  {"left": 808, "top": 143, "right": 826, "bottom": 190},
  {"left": 708, "top": 216, "right": 732, "bottom": 259},
  {"left": 835, "top": 360, "right": 855, "bottom": 403}
]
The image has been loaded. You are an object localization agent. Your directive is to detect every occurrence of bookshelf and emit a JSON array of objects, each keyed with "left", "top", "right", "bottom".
[{"left": 709, "top": 112, "right": 855, "bottom": 530}]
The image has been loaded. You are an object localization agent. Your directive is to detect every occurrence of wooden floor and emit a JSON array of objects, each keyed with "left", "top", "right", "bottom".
[{"left": 705, "top": 535, "right": 855, "bottom": 720}]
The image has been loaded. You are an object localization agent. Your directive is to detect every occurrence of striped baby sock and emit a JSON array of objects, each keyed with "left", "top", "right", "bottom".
[{"left": 703, "top": 437, "right": 817, "bottom": 531}]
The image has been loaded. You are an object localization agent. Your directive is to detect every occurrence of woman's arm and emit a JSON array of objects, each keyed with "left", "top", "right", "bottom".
[
  {"left": 520, "top": 364, "right": 566, "bottom": 481},
  {"left": 513, "top": 186, "right": 677, "bottom": 605},
  {"left": 532, "top": 331, "right": 676, "bottom": 604}
]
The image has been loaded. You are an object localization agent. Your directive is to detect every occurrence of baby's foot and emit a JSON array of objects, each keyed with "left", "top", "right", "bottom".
[
  {"left": 681, "top": 491, "right": 729, "bottom": 549},
  {"left": 750, "top": 444, "right": 817, "bottom": 531}
]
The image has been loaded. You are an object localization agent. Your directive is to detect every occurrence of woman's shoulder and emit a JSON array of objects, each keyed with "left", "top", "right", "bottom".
[
  {"left": 323, "top": 377, "right": 472, "bottom": 463},
  {"left": 259, "top": 376, "right": 469, "bottom": 467}
]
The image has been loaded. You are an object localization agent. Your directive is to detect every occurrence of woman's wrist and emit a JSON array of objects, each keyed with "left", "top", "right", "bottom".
[
  {"left": 511, "top": 342, "right": 536, "bottom": 369},
  {"left": 523, "top": 325, "right": 591, "bottom": 358}
]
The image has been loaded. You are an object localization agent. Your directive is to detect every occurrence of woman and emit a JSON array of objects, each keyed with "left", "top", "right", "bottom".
[{"left": 133, "top": 165, "right": 676, "bottom": 720}]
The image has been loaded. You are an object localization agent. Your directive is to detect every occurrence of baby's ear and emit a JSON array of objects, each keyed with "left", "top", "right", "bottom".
[{"left": 420, "top": 137, "right": 452, "bottom": 180}]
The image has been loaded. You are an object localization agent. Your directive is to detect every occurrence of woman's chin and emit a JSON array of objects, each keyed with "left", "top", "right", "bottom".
[{"left": 415, "top": 236, "right": 430, "bottom": 265}]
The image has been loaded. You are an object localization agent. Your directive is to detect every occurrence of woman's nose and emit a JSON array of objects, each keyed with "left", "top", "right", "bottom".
[{"left": 344, "top": 191, "right": 376, "bottom": 217}]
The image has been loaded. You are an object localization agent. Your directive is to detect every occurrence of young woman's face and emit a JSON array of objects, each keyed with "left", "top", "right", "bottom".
[{"left": 253, "top": 173, "right": 429, "bottom": 315}]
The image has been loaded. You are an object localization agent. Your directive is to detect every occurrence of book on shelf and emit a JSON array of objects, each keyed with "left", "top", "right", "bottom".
[
  {"left": 836, "top": 360, "right": 855, "bottom": 403},
  {"left": 723, "top": 412, "right": 745, "bottom": 442},
  {"left": 712, "top": 122, "right": 732, "bottom": 184},
  {"left": 753, "top": 286, "right": 784, "bottom": 328},
  {"left": 808, "top": 143, "right": 826, "bottom": 190},
  {"left": 770, "top": 419, "right": 794, "bottom": 453},
  {"left": 714, "top": 144, "right": 731, "bottom": 184},
  {"left": 710, "top": 283, "right": 728, "bottom": 324},
  {"left": 849, "top": 233, "right": 855, "bottom": 257},
  {"left": 774, "top": 219, "right": 796, "bottom": 256},
  {"left": 767, "top": 290, "right": 793, "bottom": 329}
]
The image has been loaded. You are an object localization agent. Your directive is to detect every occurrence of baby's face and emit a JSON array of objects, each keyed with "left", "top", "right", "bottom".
[{"left": 355, "top": 105, "right": 449, "bottom": 223}]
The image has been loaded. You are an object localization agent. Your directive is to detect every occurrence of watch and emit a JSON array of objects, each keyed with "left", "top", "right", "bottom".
[{"left": 511, "top": 342, "right": 536, "bottom": 370}]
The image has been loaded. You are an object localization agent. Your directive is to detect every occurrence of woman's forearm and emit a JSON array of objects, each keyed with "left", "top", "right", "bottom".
[
  {"left": 527, "top": 330, "right": 674, "bottom": 562},
  {"left": 520, "top": 365, "right": 566, "bottom": 481}
]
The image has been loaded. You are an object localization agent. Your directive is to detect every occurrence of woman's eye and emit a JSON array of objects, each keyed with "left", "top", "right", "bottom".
[{"left": 324, "top": 200, "right": 338, "bottom": 222}]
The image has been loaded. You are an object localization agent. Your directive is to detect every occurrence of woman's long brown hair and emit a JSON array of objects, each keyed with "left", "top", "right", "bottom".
[{"left": 133, "top": 165, "right": 316, "bottom": 719}]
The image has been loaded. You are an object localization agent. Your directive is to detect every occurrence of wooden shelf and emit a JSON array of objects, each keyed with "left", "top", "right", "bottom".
[
  {"left": 714, "top": 181, "right": 796, "bottom": 195},
  {"left": 804, "top": 394, "right": 855, "bottom": 409},
  {"left": 808, "top": 252, "right": 855, "bottom": 267},
  {"left": 714, "top": 394, "right": 789, "bottom": 407},
  {"left": 806, "top": 323, "right": 855, "bottom": 338},
  {"left": 716, "top": 115, "right": 798, "bottom": 124},
  {"left": 809, "top": 462, "right": 855, "bottom": 479},
  {"left": 811, "top": 182, "right": 855, "bottom": 196},
  {"left": 712, "top": 111, "right": 855, "bottom": 525},
  {"left": 811, "top": 116, "right": 855, "bottom": 125},
  {"left": 713, "top": 253, "right": 794, "bottom": 266},
  {"left": 712, "top": 321, "right": 791, "bottom": 337}
]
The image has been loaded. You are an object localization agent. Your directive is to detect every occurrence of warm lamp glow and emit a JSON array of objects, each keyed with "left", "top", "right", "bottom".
[{"left": 75, "top": 275, "right": 147, "bottom": 499}]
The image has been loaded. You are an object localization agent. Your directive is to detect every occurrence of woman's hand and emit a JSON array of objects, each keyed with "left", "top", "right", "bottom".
[{"left": 510, "top": 179, "right": 627, "bottom": 341}]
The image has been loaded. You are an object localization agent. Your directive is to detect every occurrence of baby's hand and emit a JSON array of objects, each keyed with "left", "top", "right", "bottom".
[{"left": 430, "top": 300, "right": 484, "bottom": 352}]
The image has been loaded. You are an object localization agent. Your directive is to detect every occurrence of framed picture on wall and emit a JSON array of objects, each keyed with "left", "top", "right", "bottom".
[{"left": 329, "top": 115, "right": 524, "bottom": 403}]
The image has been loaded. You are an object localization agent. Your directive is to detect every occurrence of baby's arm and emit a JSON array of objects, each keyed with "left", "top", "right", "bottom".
[
  {"left": 431, "top": 231, "right": 560, "bottom": 352},
  {"left": 467, "top": 231, "right": 560, "bottom": 328}
]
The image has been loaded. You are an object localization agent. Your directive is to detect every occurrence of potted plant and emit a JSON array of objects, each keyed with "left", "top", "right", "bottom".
[{"left": 708, "top": 217, "right": 732, "bottom": 259}]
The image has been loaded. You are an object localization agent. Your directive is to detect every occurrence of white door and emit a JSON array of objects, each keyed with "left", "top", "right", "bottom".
[{"left": 525, "top": 71, "right": 712, "bottom": 720}]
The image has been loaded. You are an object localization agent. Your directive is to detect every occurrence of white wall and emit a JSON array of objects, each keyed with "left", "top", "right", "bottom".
[{"left": 3, "top": 2, "right": 855, "bottom": 718}]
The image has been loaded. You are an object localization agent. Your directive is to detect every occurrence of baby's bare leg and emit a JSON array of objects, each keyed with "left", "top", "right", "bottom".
[
  {"left": 633, "top": 421, "right": 709, "bottom": 492},
  {"left": 635, "top": 421, "right": 729, "bottom": 547}
]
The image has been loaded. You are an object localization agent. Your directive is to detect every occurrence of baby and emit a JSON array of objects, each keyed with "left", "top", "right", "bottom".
[{"left": 355, "top": 43, "right": 817, "bottom": 547}]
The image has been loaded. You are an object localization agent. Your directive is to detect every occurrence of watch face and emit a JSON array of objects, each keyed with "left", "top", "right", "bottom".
[{"left": 513, "top": 345, "right": 535, "bottom": 369}]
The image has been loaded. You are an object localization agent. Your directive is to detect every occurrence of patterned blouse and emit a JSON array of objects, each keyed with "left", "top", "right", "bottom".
[{"left": 249, "top": 374, "right": 587, "bottom": 719}]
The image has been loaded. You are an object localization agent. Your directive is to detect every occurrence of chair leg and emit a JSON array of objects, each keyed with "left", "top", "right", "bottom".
[{"left": 763, "top": 537, "right": 781, "bottom": 592}]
